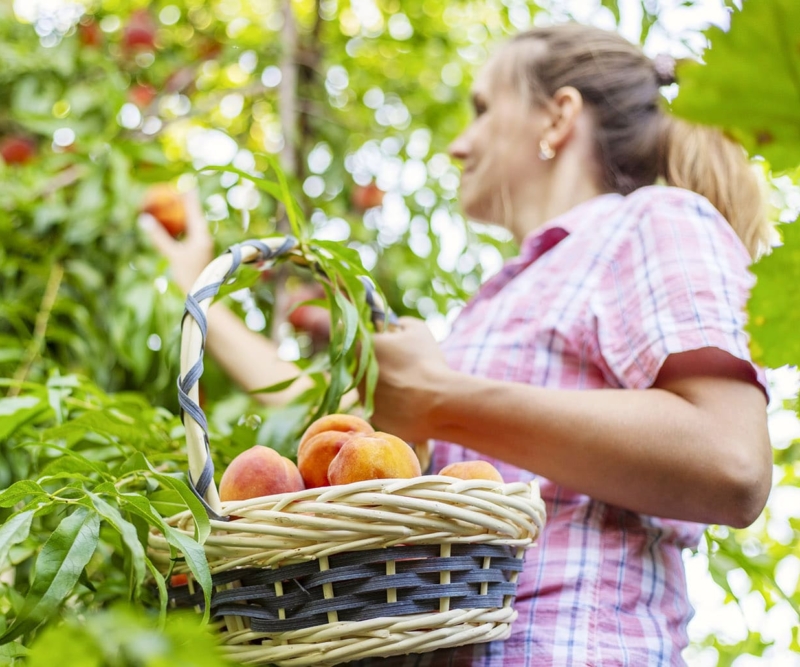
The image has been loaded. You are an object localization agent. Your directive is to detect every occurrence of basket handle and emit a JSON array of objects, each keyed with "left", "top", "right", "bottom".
[{"left": 177, "top": 237, "right": 395, "bottom": 518}]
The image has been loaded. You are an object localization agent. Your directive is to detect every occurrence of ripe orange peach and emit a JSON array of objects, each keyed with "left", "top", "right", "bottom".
[
  {"left": 142, "top": 184, "right": 187, "bottom": 238},
  {"left": 438, "top": 460, "right": 505, "bottom": 483},
  {"left": 327, "top": 432, "right": 421, "bottom": 485},
  {"left": 297, "top": 414, "right": 374, "bottom": 488},
  {"left": 298, "top": 414, "right": 373, "bottom": 454},
  {"left": 219, "top": 446, "right": 305, "bottom": 501}
]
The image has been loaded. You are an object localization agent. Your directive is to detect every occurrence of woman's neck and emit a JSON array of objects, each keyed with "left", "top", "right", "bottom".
[{"left": 510, "top": 160, "right": 606, "bottom": 243}]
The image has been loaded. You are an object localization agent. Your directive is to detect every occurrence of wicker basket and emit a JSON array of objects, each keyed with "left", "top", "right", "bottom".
[{"left": 148, "top": 237, "right": 546, "bottom": 667}]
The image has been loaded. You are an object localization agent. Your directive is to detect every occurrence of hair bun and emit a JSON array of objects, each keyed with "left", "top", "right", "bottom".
[{"left": 653, "top": 53, "right": 677, "bottom": 86}]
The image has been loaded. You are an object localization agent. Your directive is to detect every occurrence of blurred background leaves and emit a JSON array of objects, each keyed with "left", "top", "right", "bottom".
[{"left": 0, "top": 0, "right": 799, "bottom": 665}]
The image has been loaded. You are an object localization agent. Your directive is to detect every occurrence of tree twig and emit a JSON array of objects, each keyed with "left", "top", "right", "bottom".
[{"left": 9, "top": 263, "right": 65, "bottom": 397}]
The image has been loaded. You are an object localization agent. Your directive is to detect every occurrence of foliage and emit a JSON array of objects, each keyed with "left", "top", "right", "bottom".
[
  {"left": 0, "top": 0, "right": 799, "bottom": 665},
  {"left": 673, "top": 2, "right": 800, "bottom": 664},
  {"left": 21, "top": 606, "right": 234, "bottom": 666},
  {"left": 671, "top": 0, "right": 800, "bottom": 173}
]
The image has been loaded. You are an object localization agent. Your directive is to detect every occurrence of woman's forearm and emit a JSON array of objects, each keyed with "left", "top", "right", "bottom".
[
  {"left": 426, "top": 370, "right": 770, "bottom": 527},
  {"left": 204, "top": 303, "right": 312, "bottom": 405}
]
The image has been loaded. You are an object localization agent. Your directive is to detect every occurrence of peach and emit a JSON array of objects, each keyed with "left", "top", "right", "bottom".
[
  {"left": 298, "top": 414, "right": 374, "bottom": 451},
  {"left": 297, "top": 414, "right": 374, "bottom": 488},
  {"left": 327, "top": 432, "right": 421, "bottom": 485},
  {"left": 142, "top": 184, "right": 186, "bottom": 238},
  {"left": 219, "top": 446, "right": 305, "bottom": 501},
  {"left": 438, "top": 461, "right": 505, "bottom": 483}
]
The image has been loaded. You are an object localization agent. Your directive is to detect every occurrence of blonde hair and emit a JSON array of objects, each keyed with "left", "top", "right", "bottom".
[{"left": 496, "top": 24, "right": 770, "bottom": 258}]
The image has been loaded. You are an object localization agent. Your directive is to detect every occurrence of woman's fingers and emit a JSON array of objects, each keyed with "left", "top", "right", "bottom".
[
  {"left": 139, "top": 187, "right": 215, "bottom": 294},
  {"left": 183, "top": 188, "right": 210, "bottom": 239},
  {"left": 138, "top": 212, "right": 178, "bottom": 259}
]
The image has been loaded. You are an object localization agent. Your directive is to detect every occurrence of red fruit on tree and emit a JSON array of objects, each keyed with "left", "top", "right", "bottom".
[
  {"left": 128, "top": 83, "right": 156, "bottom": 108},
  {"left": 0, "top": 137, "right": 36, "bottom": 165},
  {"left": 351, "top": 182, "right": 385, "bottom": 212},
  {"left": 197, "top": 37, "right": 223, "bottom": 60},
  {"left": 123, "top": 10, "right": 156, "bottom": 51},
  {"left": 78, "top": 21, "right": 102, "bottom": 48}
]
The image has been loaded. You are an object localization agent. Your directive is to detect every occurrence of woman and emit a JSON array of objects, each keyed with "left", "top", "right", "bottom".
[
  {"left": 360, "top": 25, "right": 772, "bottom": 666},
  {"left": 145, "top": 23, "right": 772, "bottom": 666}
]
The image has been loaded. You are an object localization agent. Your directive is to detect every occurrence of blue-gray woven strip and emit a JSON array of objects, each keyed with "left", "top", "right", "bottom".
[
  {"left": 166, "top": 543, "right": 525, "bottom": 631},
  {"left": 177, "top": 237, "right": 299, "bottom": 517}
]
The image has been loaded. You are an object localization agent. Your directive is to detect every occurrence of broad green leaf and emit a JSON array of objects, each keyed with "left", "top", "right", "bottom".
[
  {"left": 162, "top": 525, "right": 212, "bottom": 622},
  {"left": 0, "top": 481, "right": 47, "bottom": 509},
  {"left": 117, "top": 493, "right": 211, "bottom": 615},
  {"left": 0, "top": 396, "right": 47, "bottom": 441},
  {"left": 148, "top": 472, "right": 211, "bottom": 545},
  {"left": 333, "top": 289, "right": 359, "bottom": 356},
  {"left": 147, "top": 489, "right": 188, "bottom": 517},
  {"left": 0, "top": 643, "right": 28, "bottom": 660},
  {"left": 0, "top": 506, "right": 100, "bottom": 643},
  {"left": 672, "top": 0, "right": 800, "bottom": 171},
  {"left": 0, "top": 511, "right": 34, "bottom": 569},
  {"left": 747, "top": 221, "right": 800, "bottom": 368},
  {"left": 86, "top": 492, "right": 146, "bottom": 597}
]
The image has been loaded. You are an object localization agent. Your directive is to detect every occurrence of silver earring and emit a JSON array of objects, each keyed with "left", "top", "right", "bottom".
[{"left": 538, "top": 139, "right": 555, "bottom": 161}]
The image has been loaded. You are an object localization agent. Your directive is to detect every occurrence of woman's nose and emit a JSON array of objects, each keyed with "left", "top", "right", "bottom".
[{"left": 448, "top": 133, "right": 469, "bottom": 161}]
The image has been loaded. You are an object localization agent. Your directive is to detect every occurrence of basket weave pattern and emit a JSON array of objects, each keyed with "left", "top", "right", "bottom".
[{"left": 149, "top": 238, "right": 547, "bottom": 666}]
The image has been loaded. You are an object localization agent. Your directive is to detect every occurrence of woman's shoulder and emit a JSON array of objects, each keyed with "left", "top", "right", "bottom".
[
  {"left": 618, "top": 184, "right": 742, "bottom": 245},
  {"left": 623, "top": 184, "right": 720, "bottom": 216},
  {"left": 595, "top": 185, "right": 753, "bottom": 277}
]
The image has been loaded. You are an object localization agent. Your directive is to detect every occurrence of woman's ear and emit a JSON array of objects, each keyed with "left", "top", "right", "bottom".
[{"left": 542, "top": 86, "right": 584, "bottom": 151}]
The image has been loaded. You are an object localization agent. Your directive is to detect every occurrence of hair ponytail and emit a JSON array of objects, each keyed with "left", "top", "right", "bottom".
[{"left": 658, "top": 117, "right": 770, "bottom": 259}]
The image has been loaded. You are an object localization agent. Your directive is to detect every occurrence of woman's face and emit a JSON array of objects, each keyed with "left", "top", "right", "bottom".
[{"left": 449, "top": 59, "right": 548, "bottom": 227}]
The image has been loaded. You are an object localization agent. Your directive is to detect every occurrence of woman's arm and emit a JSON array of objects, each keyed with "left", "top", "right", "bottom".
[
  {"left": 371, "top": 318, "right": 771, "bottom": 528},
  {"left": 141, "top": 191, "right": 313, "bottom": 405}
]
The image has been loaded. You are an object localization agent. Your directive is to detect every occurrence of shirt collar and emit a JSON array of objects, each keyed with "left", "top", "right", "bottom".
[{"left": 518, "top": 192, "right": 623, "bottom": 262}]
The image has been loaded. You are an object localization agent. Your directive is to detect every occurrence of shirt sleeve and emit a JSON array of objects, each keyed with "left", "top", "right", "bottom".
[{"left": 591, "top": 187, "right": 768, "bottom": 395}]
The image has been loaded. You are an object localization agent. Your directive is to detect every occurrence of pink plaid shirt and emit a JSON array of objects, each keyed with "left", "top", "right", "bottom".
[{"left": 352, "top": 186, "right": 765, "bottom": 667}]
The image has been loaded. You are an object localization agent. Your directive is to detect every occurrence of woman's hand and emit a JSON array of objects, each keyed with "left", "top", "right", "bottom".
[
  {"left": 370, "top": 317, "right": 453, "bottom": 443},
  {"left": 139, "top": 188, "right": 214, "bottom": 294}
]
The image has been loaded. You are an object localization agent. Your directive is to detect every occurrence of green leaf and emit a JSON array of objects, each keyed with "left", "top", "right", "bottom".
[
  {"left": 201, "top": 165, "right": 285, "bottom": 203},
  {"left": 0, "top": 396, "right": 47, "bottom": 441},
  {"left": 0, "top": 511, "right": 34, "bottom": 569},
  {"left": 147, "top": 489, "right": 188, "bottom": 517},
  {"left": 0, "top": 506, "right": 100, "bottom": 643},
  {"left": 671, "top": 0, "right": 800, "bottom": 170},
  {"left": 747, "top": 221, "right": 800, "bottom": 368},
  {"left": 116, "top": 493, "right": 211, "bottom": 616},
  {"left": 333, "top": 289, "right": 359, "bottom": 356},
  {"left": 0, "top": 643, "right": 28, "bottom": 660},
  {"left": 250, "top": 375, "right": 301, "bottom": 395},
  {"left": 600, "top": 0, "right": 620, "bottom": 24},
  {"left": 148, "top": 472, "right": 211, "bottom": 546},
  {"left": 162, "top": 525, "right": 212, "bottom": 622},
  {"left": 85, "top": 492, "right": 146, "bottom": 597},
  {"left": 0, "top": 481, "right": 47, "bottom": 509}
]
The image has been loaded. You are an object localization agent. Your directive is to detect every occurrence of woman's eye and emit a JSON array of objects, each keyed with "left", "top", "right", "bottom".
[{"left": 474, "top": 104, "right": 486, "bottom": 117}]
